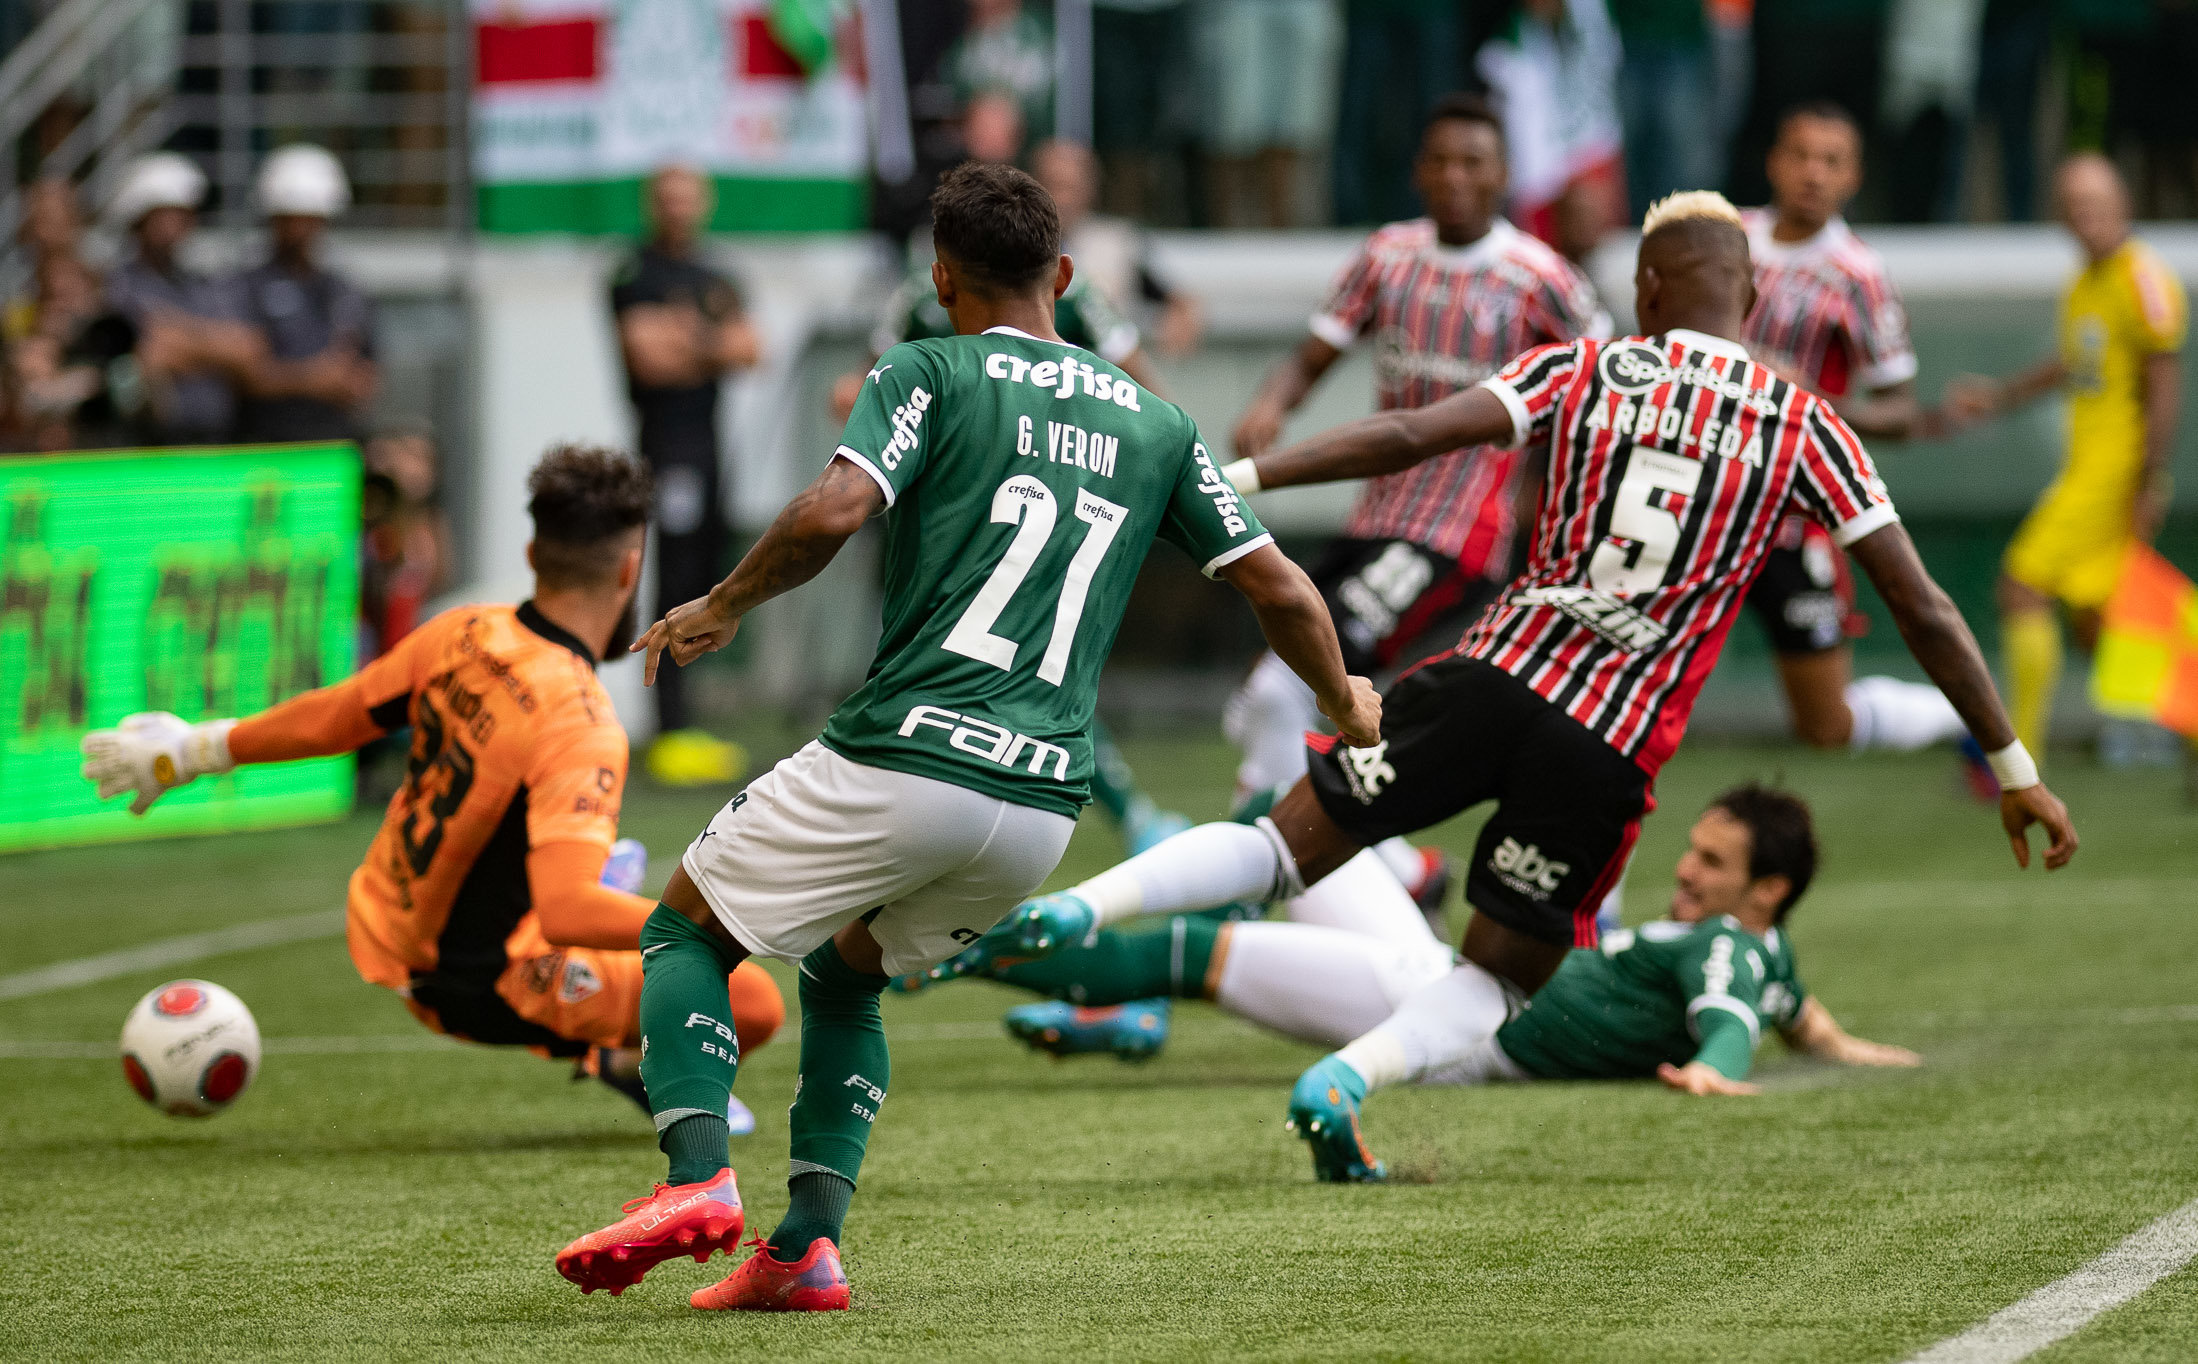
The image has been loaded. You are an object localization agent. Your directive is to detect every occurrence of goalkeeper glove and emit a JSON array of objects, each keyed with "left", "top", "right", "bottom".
[{"left": 80, "top": 712, "right": 238, "bottom": 815}]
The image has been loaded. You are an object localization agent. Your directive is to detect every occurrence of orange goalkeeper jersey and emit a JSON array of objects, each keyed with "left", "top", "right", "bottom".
[{"left": 236, "top": 603, "right": 631, "bottom": 991}]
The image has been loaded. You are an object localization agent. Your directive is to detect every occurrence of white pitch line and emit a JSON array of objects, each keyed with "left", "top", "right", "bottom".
[
  {"left": 0, "top": 910, "right": 343, "bottom": 1003},
  {"left": 1902, "top": 1197, "right": 2198, "bottom": 1364}
]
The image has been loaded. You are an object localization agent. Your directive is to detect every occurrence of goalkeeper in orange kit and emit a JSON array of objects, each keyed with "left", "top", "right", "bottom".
[{"left": 80, "top": 445, "right": 784, "bottom": 1127}]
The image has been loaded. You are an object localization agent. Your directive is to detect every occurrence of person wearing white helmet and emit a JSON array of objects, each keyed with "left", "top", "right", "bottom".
[
  {"left": 97, "top": 151, "right": 259, "bottom": 444},
  {"left": 231, "top": 144, "right": 378, "bottom": 443}
]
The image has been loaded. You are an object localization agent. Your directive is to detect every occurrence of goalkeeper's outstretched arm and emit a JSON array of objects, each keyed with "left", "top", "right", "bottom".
[{"left": 81, "top": 630, "right": 422, "bottom": 814}]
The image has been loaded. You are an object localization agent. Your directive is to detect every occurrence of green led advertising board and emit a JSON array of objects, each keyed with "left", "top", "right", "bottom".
[{"left": 1, "top": 444, "right": 360, "bottom": 852}]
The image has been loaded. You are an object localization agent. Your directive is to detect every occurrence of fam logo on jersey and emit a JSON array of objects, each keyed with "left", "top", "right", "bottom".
[
  {"left": 1489, "top": 837, "right": 1569, "bottom": 901},
  {"left": 1599, "top": 342, "right": 1674, "bottom": 394},
  {"left": 900, "top": 704, "right": 1072, "bottom": 782},
  {"left": 1337, "top": 741, "right": 1396, "bottom": 805},
  {"left": 1189, "top": 444, "right": 1249, "bottom": 535}
]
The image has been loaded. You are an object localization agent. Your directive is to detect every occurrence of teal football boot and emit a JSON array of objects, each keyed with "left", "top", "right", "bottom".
[
  {"left": 926, "top": 891, "right": 1099, "bottom": 984},
  {"left": 1286, "top": 1055, "right": 1387, "bottom": 1183},
  {"left": 1003, "top": 999, "right": 1171, "bottom": 1061}
]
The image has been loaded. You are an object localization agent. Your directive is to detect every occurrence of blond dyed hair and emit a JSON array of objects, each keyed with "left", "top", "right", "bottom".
[{"left": 1641, "top": 190, "right": 1745, "bottom": 236}]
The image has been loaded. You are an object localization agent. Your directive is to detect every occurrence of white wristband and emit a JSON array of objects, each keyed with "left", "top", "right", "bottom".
[
  {"left": 186, "top": 719, "right": 239, "bottom": 778},
  {"left": 1221, "top": 458, "right": 1261, "bottom": 495},
  {"left": 1984, "top": 739, "right": 2038, "bottom": 792}
]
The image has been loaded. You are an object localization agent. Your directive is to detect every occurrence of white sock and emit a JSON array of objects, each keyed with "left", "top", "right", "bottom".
[
  {"left": 1223, "top": 651, "right": 1321, "bottom": 796},
  {"left": 1282, "top": 848, "right": 1442, "bottom": 950},
  {"left": 1372, "top": 836, "right": 1427, "bottom": 892},
  {"left": 1215, "top": 922, "right": 1454, "bottom": 1048},
  {"left": 1335, "top": 960, "right": 1515, "bottom": 1094},
  {"left": 1845, "top": 675, "right": 1967, "bottom": 752},
  {"left": 1071, "top": 818, "right": 1301, "bottom": 927}
]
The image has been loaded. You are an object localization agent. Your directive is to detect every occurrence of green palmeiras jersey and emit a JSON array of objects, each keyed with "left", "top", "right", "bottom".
[
  {"left": 820, "top": 326, "right": 1271, "bottom": 816},
  {"left": 1496, "top": 916, "right": 1809, "bottom": 1081},
  {"left": 873, "top": 262, "right": 1142, "bottom": 366}
]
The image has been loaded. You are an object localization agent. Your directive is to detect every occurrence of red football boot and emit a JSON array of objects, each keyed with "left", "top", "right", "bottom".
[
  {"left": 690, "top": 1237, "right": 852, "bottom": 1312},
  {"left": 555, "top": 1168, "right": 744, "bottom": 1296}
]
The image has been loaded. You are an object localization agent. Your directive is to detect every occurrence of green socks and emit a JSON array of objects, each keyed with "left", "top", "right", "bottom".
[
  {"left": 637, "top": 904, "right": 745, "bottom": 1185},
  {"left": 988, "top": 915, "right": 1221, "bottom": 1004},
  {"left": 772, "top": 938, "right": 891, "bottom": 1260},
  {"left": 767, "top": 1171, "right": 855, "bottom": 1262}
]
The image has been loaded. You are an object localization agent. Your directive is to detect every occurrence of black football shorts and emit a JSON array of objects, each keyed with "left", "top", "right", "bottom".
[{"left": 1306, "top": 654, "right": 1651, "bottom": 948}]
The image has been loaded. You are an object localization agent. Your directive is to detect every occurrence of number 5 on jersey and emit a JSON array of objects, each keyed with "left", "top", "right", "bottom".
[
  {"left": 1589, "top": 450, "right": 1702, "bottom": 595},
  {"left": 943, "top": 475, "right": 1128, "bottom": 685}
]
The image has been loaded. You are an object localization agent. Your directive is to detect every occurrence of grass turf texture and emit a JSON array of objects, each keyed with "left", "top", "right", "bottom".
[{"left": 1, "top": 734, "right": 2193, "bottom": 1362}]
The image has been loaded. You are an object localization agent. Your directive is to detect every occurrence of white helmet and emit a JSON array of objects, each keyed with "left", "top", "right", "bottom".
[
  {"left": 256, "top": 144, "right": 350, "bottom": 218},
  {"left": 108, "top": 152, "right": 206, "bottom": 226}
]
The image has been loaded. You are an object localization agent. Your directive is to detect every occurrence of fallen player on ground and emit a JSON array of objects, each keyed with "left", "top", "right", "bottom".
[{"left": 931, "top": 785, "right": 1915, "bottom": 1132}]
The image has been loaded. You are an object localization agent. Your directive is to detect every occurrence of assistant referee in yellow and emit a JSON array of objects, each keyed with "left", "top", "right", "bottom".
[{"left": 1951, "top": 153, "right": 2186, "bottom": 763}]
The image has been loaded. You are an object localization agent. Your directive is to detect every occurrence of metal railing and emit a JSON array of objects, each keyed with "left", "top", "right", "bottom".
[
  {"left": 0, "top": 0, "right": 175, "bottom": 296},
  {"left": 172, "top": 0, "right": 471, "bottom": 235}
]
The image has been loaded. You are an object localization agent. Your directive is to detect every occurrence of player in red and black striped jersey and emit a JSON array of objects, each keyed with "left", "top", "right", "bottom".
[
  {"left": 1224, "top": 95, "right": 1609, "bottom": 814},
  {"left": 1741, "top": 103, "right": 1977, "bottom": 764},
  {"left": 992, "top": 193, "right": 2076, "bottom": 1182}
]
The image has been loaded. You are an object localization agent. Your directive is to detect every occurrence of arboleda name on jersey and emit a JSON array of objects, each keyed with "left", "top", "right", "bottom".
[{"left": 898, "top": 703, "right": 1072, "bottom": 783}]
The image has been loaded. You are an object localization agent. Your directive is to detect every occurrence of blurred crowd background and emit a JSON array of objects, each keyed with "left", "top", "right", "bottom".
[{"left": 3, "top": 0, "right": 2196, "bottom": 757}]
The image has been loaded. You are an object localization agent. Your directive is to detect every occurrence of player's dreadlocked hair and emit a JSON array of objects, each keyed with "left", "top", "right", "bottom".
[
  {"left": 930, "top": 160, "right": 1061, "bottom": 293},
  {"left": 1708, "top": 783, "right": 1819, "bottom": 922},
  {"left": 1640, "top": 189, "right": 1745, "bottom": 237},
  {"left": 527, "top": 443, "right": 652, "bottom": 589}
]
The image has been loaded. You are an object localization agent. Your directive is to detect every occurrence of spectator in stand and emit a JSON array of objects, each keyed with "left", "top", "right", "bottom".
[
  {"left": 1333, "top": 0, "right": 1467, "bottom": 226},
  {"left": 1191, "top": 0, "right": 1341, "bottom": 227},
  {"left": 95, "top": 153, "right": 261, "bottom": 446},
  {"left": 961, "top": 90, "right": 1028, "bottom": 164},
  {"left": 1975, "top": 0, "right": 2051, "bottom": 221},
  {"left": 233, "top": 145, "right": 380, "bottom": 443},
  {"left": 608, "top": 165, "right": 760, "bottom": 787},
  {"left": 3, "top": 179, "right": 107, "bottom": 451},
  {"left": 1880, "top": 0, "right": 1985, "bottom": 222},
  {"left": 945, "top": 0, "right": 1055, "bottom": 161},
  {"left": 1476, "top": 0, "right": 1625, "bottom": 261},
  {"left": 1031, "top": 138, "right": 1204, "bottom": 359},
  {"left": 360, "top": 430, "right": 455, "bottom": 657},
  {"left": 1092, "top": 0, "right": 1194, "bottom": 222},
  {"left": 1707, "top": 0, "right": 1753, "bottom": 183},
  {"left": 1609, "top": 0, "right": 1718, "bottom": 217}
]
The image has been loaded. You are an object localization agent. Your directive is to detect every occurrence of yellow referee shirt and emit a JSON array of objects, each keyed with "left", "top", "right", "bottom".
[{"left": 2005, "top": 239, "right": 2187, "bottom": 607}]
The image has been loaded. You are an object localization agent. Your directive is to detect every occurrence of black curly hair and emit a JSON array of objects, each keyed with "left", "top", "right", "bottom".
[{"left": 526, "top": 443, "right": 652, "bottom": 589}]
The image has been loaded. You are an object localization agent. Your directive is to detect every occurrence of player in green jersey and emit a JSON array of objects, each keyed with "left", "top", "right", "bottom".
[
  {"left": 929, "top": 785, "right": 1914, "bottom": 1119},
  {"left": 553, "top": 161, "right": 1379, "bottom": 1311}
]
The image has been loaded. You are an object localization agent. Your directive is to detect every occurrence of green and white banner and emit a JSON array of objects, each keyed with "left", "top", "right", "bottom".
[
  {"left": 0, "top": 445, "right": 361, "bottom": 853},
  {"left": 472, "top": 0, "right": 868, "bottom": 234}
]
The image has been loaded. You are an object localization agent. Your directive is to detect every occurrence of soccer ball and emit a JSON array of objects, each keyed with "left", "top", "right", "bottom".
[{"left": 119, "top": 980, "right": 261, "bottom": 1117}]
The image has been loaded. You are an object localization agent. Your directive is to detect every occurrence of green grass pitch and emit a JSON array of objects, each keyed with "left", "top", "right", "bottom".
[{"left": 2, "top": 733, "right": 2194, "bottom": 1362}]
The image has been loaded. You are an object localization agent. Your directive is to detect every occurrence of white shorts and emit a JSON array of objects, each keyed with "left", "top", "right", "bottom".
[
  {"left": 681, "top": 742, "right": 1077, "bottom": 978},
  {"left": 1422, "top": 1036, "right": 1531, "bottom": 1088}
]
